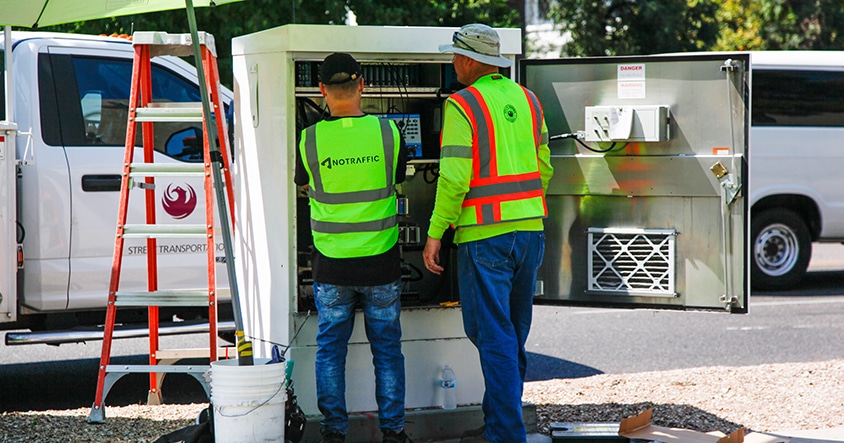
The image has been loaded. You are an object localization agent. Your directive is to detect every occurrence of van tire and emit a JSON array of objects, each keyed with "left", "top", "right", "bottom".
[{"left": 751, "top": 208, "right": 811, "bottom": 290}]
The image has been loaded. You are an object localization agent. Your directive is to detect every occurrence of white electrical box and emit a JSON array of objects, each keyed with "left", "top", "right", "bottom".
[
  {"left": 232, "top": 24, "right": 521, "bottom": 418},
  {"left": 584, "top": 105, "right": 670, "bottom": 142}
]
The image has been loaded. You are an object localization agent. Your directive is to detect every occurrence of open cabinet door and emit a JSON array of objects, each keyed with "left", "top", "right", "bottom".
[
  {"left": 0, "top": 122, "right": 16, "bottom": 323},
  {"left": 521, "top": 53, "right": 749, "bottom": 313}
]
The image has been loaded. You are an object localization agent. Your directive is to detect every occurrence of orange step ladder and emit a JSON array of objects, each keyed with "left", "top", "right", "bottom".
[{"left": 88, "top": 31, "right": 236, "bottom": 423}]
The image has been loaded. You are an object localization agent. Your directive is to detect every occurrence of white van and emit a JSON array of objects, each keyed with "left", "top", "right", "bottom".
[
  {"left": 0, "top": 32, "right": 233, "bottom": 344},
  {"left": 750, "top": 51, "right": 844, "bottom": 289}
]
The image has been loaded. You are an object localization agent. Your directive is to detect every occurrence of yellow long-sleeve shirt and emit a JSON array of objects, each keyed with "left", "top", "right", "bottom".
[{"left": 428, "top": 73, "right": 554, "bottom": 244}]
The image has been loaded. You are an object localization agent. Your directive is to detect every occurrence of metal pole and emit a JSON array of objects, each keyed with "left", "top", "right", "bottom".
[{"left": 184, "top": 0, "right": 252, "bottom": 365}]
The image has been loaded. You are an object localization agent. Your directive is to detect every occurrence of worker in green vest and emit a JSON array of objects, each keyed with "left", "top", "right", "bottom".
[
  {"left": 295, "top": 52, "right": 412, "bottom": 443},
  {"left": 423, "top": 24, "right": 554, "bottom": 443}
]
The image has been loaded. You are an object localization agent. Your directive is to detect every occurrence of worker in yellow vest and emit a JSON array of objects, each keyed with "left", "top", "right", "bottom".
[
  {"left": 423, "top": 24, "right": 554, "bottom": 443},
  {"left": 296, "top": 52, "right": 412, "bottom": 443}
]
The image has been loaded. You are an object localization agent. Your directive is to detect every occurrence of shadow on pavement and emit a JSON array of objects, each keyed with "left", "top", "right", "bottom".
[
  {"left": 525, "top": 352, "right": 602, "bottom": 382},
  {"left": 3, "top": 352, "right": 597, "bottom": 412},
  {"left": 0, "top": 355, "right": 208, "bottom": 413},
  {"left": 755, "top": 269, "right": 844, "bottom": 297}
]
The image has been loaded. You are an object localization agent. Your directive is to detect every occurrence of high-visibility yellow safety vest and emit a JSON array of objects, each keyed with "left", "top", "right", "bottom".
[
  {"left": 300, "top": 115, "right": 400, "bottom": 258},
  {"left": 447, "top": 76, "right": 548, "bottom": 227}
]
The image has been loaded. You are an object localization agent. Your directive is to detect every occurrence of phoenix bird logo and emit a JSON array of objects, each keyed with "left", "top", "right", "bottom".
[{"left": 162, "top": 183, "right": 198, "bottom": 219}]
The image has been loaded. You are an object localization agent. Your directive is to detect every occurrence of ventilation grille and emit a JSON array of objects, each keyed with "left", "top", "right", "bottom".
[{"left": 587, "top": 228, "right": 677, "bottom": 297}]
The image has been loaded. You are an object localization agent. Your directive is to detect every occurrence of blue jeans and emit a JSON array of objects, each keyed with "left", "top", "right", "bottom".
[
  {"left": 458, "top": 231, "right": 545, "bottom": 443},
  {"left": 313, "top": 280, "right": 406, "bottom": 435}
]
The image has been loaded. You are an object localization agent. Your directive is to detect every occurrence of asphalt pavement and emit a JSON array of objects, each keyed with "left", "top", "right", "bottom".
[{"left": 2, "top": 243, "right": 844, "bottom": 442}]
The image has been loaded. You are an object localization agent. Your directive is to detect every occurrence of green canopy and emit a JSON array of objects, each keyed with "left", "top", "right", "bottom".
[{"left": 0, "top": 0, "right": 242, "bottom": 28}]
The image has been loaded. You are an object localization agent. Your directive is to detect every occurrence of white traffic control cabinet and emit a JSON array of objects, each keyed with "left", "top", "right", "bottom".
[
  {"left": 231, "top": 24, "right": 521, "bottom": 416},
  {"left": 232, "top": 24, "right": 750, "bottom": 420}
]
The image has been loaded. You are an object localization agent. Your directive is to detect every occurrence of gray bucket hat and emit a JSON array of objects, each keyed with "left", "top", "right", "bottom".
[{"left": 439, "top": 23, "right": 512, "bottom": 68}]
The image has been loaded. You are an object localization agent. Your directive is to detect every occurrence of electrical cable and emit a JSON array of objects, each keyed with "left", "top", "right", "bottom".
[
  {"left": 401, "top": 257, "right": 424, "bottom": 282},
  {"left": 246, "top": 310, "right": 311, "bottom": 359},
  {"left": 418, "top": 162, "right": 439, "bottom": 184},
  {"left": 550, "top": 132, "right": 618, "bottom": 153},
  {"left": 296, "top": 97, "right": 329, "bottom": 129}
]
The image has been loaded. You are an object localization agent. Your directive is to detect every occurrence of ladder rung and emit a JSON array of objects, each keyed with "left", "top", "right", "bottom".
[
  {"left": 156, "top": 347, "right": 236, "bottom": 362},
  {"left": 122, "top": 224, "right": 207, "bottom": 239},
  {"left": 114, "top": 290, "right": 210, "bottom": 307},
  {"left": 129, "top": 163, "right": 206, "bottom": 177},
  {"left": 135, "top": 103, "right": 204, "bottom": 122},
  {"left": 105, "top": 364, "right": 210, "bottom": 374},
  {"left": 133, "top": 31, "right": 217, "bottom": 58}
]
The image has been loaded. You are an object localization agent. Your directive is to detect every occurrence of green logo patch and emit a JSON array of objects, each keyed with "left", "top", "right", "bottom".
[{"left": 504, "top": 104, "right": 517, "bottom": 122}]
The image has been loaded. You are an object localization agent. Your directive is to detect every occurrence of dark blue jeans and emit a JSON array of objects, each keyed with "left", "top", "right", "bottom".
[
  {"left": 458, "top": 231, "right": 545, "bottom": 443},
  {"left": 313, "top": 280, "right": 406, "bottom": 435}
]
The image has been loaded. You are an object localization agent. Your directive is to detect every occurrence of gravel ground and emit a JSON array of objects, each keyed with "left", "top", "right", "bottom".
[
  {"left": 524, "top": 358, "right": 844, "bottom": 436},
  {"left": 1, "top": 359, "right": 842, "bottom": 442}
]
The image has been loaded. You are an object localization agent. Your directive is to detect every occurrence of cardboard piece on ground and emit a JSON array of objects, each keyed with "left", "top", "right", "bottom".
[{"left": 618, "top": 409, "right": 745, "bottom": 443}]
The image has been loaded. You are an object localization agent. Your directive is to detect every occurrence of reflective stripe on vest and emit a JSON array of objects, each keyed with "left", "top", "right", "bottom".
[
  {"left": 521, "top": 85, "right": 546, "bottom": 148},
  {"left": 304, "top": 118, "right": 397, "bottom": 235},
  {"left": 449, "top": 85, "right": 546, "bottom": 225}
]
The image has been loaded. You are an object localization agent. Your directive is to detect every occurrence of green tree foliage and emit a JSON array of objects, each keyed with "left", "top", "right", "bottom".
[
  {"left": 37, "top": 0, "right": 518, "bottom": 87},
  {"left": 545, "top": 0, "right": 844, "bottom": 56},
  {"left": 714, "top": 0, "right": 844, "bottom": 50},
  {"left": 349, "top": 0, "right": 519, "bottom": 27},
  {"left": 712, "top": 0, "right": 764, "bottom": 50},
  {"left": 546, "top": 0, "right": 719, "bottom": 56}
]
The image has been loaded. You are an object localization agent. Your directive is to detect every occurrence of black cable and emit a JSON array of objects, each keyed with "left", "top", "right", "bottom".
[
  {"left": 295, "top": 97, "right": 307, "bottom": 131},
  {"left": 421, "top": 163, "right": 439, "bottom": 184},
  {"left": 385, "top": 63, "right": 410, "bottom": 138},
  {"left": 550, "top": 132, "right": 619, "bottom": 153},
  {"left": 580, "top": 139, "right": 617, "bottom": 153},
  {"left": 401, "top": 258, "right": 424, "bottom": 282},
  {"left": 297, "top": 97, "right": 329, "bottom": 125}
]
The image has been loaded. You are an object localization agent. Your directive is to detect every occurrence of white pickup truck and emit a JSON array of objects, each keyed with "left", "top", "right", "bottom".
[{"left": 0, "top": 31, "right": 233, "bottom": 345}]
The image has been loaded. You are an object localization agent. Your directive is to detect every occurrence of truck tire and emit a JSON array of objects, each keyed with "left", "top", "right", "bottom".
[{"left": 751, "top": 208, "right": 811, "bottom": 290}]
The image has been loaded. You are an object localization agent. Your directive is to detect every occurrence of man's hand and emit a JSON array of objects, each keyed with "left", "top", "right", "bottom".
[{"left": 423, "top": 237, "right": 444, "bottom": 275}]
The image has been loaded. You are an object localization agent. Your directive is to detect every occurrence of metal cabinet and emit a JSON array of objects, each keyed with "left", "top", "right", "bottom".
[{"left": 522, "top": 54, "right": 749, "bottom": 313}]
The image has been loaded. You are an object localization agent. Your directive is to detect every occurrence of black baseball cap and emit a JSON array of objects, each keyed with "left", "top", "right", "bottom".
[{"left": 320, "top": 53, "right": 362, "bottom": 85}]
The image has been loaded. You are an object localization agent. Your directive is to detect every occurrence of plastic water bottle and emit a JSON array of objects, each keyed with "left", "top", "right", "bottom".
[{"left": 440, "top": 364, "right": 457, "bottom": 410}]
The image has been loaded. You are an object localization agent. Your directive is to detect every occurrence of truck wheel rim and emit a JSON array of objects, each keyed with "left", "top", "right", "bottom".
[{"left": 755, "top": 223, "right": 799, "bottom": 277}]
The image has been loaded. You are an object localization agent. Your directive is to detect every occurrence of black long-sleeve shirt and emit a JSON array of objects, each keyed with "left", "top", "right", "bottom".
[{"left": 295, "top": 115, "right": 408, "bottom": 286}]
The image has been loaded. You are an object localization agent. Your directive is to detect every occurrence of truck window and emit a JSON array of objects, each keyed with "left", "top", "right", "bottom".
[
  {"left": 752, "top": 69, "right": 844, "bottom": 127},
  {"left": 40, "top": 53, "right": 214, "bottom": 162},
  {"left": 72, "top": 56, "right": 207, "bottom": 162}
]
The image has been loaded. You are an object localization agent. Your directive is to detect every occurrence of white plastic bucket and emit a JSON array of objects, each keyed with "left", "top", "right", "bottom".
[{"left": 210, "top": 358, "right": 287, "bottom": 443}]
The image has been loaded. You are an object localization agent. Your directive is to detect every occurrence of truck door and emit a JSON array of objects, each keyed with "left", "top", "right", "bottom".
[
  {"left": 521, "top": 53, "right": 749, "bottom": 313},
  {"left": 39, "top": 45, "right": 227, "bottom": 311}
]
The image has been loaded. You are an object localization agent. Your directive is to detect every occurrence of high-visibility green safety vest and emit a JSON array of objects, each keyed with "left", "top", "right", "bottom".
[
  {"left": 448, "top": 76, "right": 548, "bottom": 227},
  {"left": 300, "top": 115, "right": 400, "bottom": 258}
]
